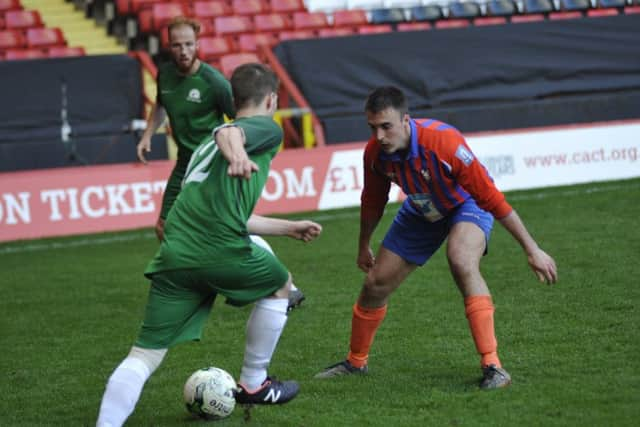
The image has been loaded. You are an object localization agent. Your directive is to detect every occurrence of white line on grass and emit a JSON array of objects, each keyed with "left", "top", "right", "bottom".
[{"left": 1, "top": 181, "right": 636, "bottom": 254}]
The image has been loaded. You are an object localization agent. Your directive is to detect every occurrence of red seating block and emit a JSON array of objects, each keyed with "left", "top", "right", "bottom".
[
  {"left": 586, "top": 8, "right": 619, "bottom": 17},
  {"left": 318, "top": 27, "right": 356, "bottom": 38},
  {"left": 5, "top": 10, "right": 43, "bottom": 29},
  {"left": 198, "top": 36, "right": 237, "bottom": 60},
  {"left": 48, "top": 46, "right": 86, "bottom": 58},
  {"left": 130, "top": 0, "right": 165, "bottom": 14},
  {"left": 0, "top": 0, "right": 22, "bottom": 13},
  {"left": 434, "top": 18, "right": 470, "bottom": 29},
  {"left": 548, "top": 11, "right": 583, "bottom": 19},
  {"left": 238, "top": 32, "right": 279, "bottom": 52},
  {"left": 5, "top": 48, "right": 45, "bottom": 60},
  {"left": 511, "top": 13, "right": 545, "bottom": 22},
  {"left": 219, "top": 52, "right": 260, "bottom": 77},
  {"left": 292, "top": 11, "right": 329, "bottom": 30},
  {"left": 269, "top": 0, "right": 305, "bottom": 14},
  {"left": 232, "top": 0, "right": 269, "bottom": 15},
  {"left": 333, "top": 9, "right": 368, "bottom": 27},
  {"left": 26, "top": 27, "right": 65, "bottom": 48},
  {"left": 397, "top": 22, "right": 432, "bottom": 31},
  {"left": 0, "top": 29, "right": 25, "bottom": 50},
  {"left": 624, "top": 5, "right": 640, "bottom": 14},
  {"left": 473, "top": 16, "right": 507, "bottom": 26},
  {"left": 214, "top": 15, "right": 253, "bottom": 36},
  {"left": 151, "top": 3, "right": 189, "bottom": 32},
  {"left": 193, "top": 1, "right": 232, "bottom": 19},
  {"left": 279, "top": 29, "right": 314, "bottom": 41},
  {"left": 254, "top": 13, "right": 292, "bottom": 33}
]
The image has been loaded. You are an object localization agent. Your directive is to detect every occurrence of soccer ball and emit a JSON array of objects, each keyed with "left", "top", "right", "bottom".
[{"left": 183, "top": 367, "right": 237, "bottom": 420}]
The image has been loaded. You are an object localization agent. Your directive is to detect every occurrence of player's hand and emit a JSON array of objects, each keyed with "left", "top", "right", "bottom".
[
  {"left": 287, "top": 221, "right": 322, "bottom": 242},
  {"left": 227, "top": 158, "right": 259, "bottom": 179},
  {"left": 357, "top": 247, "right": 375, "bottom": 273},
  {"left": 527, "top": 248, "right": 557, "bottom": 285},
  {"left": 137, "top": 137, "right": 152, "bottom": 164}
]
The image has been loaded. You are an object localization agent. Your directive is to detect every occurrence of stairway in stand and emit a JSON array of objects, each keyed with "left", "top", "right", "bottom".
[{"left": 20, "top": 0, "right": 126, "bottom": 55}]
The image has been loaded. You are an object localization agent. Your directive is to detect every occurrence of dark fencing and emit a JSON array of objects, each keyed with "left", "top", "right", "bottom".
[{"left": 275, "top": 14, "right": 640, "bottom": 143}]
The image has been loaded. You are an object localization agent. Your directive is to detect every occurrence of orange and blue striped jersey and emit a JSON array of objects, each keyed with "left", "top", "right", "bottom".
[{"left": 361, "top": 118, "right": 512, "bottom": 223}]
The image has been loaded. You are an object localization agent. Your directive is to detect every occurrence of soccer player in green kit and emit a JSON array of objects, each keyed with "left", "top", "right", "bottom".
[
  {"left": 96, "top": 63, "right": 322, "bottom": 427},
  {"left": 137, "top": 16, "right": 306, "bottom": 310}
]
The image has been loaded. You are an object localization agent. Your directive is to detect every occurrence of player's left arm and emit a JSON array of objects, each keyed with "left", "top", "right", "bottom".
[{"left": 247, "top": 214, "right": 322, "bottom": 243}]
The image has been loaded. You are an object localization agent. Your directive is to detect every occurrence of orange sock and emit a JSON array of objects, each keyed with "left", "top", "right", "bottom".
[
  {"left": 347, "top": 303, "right": 387, "bottom": 368},
  {"left": 464, "top": 295, "right": 501, "bottom": 368}
]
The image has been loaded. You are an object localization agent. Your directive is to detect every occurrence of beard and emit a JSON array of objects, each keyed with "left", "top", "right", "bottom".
[{"left": 174, "top": 53, "right": 197, "bottom": 73}]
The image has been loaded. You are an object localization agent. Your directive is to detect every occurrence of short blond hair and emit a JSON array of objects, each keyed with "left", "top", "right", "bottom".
[{"left": 167, "top": 16, "right": 201, "bottom": 40}]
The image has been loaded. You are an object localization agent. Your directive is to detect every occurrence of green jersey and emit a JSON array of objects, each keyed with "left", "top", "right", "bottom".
[
  {"left": 157, "top": 61, "right": 235, "bottom": 156},
  {"left": 145, "top": 116, "right": 283, "bottom": 275}
]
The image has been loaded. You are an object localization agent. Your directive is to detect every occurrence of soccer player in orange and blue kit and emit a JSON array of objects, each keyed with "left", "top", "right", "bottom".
[{"left": 316, "top": 86, "right": 558, "bottom": 389}]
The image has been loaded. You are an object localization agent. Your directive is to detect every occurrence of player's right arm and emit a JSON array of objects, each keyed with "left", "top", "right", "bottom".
[
  {"left": 214, "top": 124, "right": 258, "bottom": 179},
  {"left": 137, "top": 103, "right": 167, "bottom": 164},
  {"left": 358, "top": 141, "right": 391, "bottom": 272}
]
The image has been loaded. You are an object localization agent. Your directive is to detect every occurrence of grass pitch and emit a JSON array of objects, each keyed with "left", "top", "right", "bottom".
[{"left": 1, "top": 178, "right": 639, "bottom": 426}]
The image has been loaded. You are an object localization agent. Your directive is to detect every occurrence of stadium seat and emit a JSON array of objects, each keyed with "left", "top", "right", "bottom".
[
  {"left": 193, "top": 1, "right": 233, "bottom": 19},
  {"left": 523, "top": 0, "right": 554, "bottom": 14},
  {"left": 269, "top": 0, "right": 306, "bottom": 14},
  {"left": 127, "top": 0, "right": 165, "bottom": 14},
  {"left": 409, "top": 5, "right": 443, "bottom": 22},
  {"left": 318, "top": 27, "right": 356, "bottom": 37},
  {"left": 254, "top": 13, "right": 292, "bottom": 33},
  {"left": 595, "top": 0, "right": 625, "bottom": 6},
  {"left": 0, "top": 16, "right": 4, "bottom": 30},
  {"left": 548, "top": 10, "right": 582, "bottom": 19},
  {"left": 278, "top": 29, "right": 315, "bottom": 40},
  {"left": 474, "top": 16, "right": 508, "bottom": 25},
  {"left": 559, "top": 0, "right": 590, "bottom": 11},
  {"left": 397, "top": 21, "right": 432, "bottom": 31},
  {"left": 232, "top": 0, "right": 269, "bottom": 15},
  {"left": 4, "top": 48, "right": 45, "bottom": 60},
  {"left": 486, "top": 0, "right": 517, "bottom": 16},
  {"left": 4, "top": 10, "right": 43, "bottom": 30},
  {"left": 0, "top": 0, "right": 22, "bottom": 13},
  {"left": 511, "top": 13, "right": 546, "bottom": 22},
  {"left": 238, "top": 32, "right": 279, "bottom": 52},
  {"left": 214, "top": 15, "right": 253, "bottom": 36},
  {"left": 0, "top": 29, "right": 24, "bottom": 51},
  {"left": 589, "top": 0, "right": 623, "bottom": 15},
  {"left": 333, "top": 9, "right": 368, "bottom": 28},
  {"left": 357, "top": 24, "right": 393, "bottom": 34},
  {"left": 198, "top": 36, "right": 236, "bottom": 61},
  {"left": 434, "top": 19, "right": 470, "bottom": 29},
  {"left": 219, "top": 52, "right": 260, "bottom": 77},
  {"left": 448, "top": 2, "right": 481, "bottom": 19},
  {"left": 150, "top": 3, "right": 189, "bottom": 32},
  {"left": 586, "top": 8, "right": 619, "bottom": 16},
  {"left": 26, "top": 27, "right": 65, "bottom": 49},
  {"left": 370, "top": 8, "right": 407, "bottom": 24},
  {"left": 292, "top": 11, "right": 329, "bottom": 30},
  {"left": 625, "top": 5, "right": 640, "bottom": 14},
  {"left": 48, "top": 46, "right": 86, "bottom": 58}
]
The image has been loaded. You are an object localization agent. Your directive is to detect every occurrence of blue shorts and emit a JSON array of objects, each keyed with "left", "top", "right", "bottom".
[{"left": 382, "top": 198, "right": 494, "bottom": 266}]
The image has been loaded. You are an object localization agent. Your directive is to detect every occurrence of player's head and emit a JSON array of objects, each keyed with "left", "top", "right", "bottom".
[
  {"left": 167, "top": 16, "right": 200, "bottom": 74},
  {"left": 364, "top": 86, "right": 411, "bottom": 154},
  {"left": 230, "top": 63, "right": 279, "bottom": 115}
]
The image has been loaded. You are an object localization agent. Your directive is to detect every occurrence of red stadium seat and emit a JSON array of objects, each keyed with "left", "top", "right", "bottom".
[
  {"left": 473, "top": 16, "right": 507, "bottom": 26},
  {"left": 586, "top": 8, "right": 619, "bottom": 17},
  {"left": 198, "top": 36, "right": 237, "bottom": 61},
  {"left": 624, "top": 5, "right": 640, "bottom": 14},
  {"left": 4, "top": 48, "right": 45, "bottom": 60},
  {"left": 510, "top": 14, "right": 546, "bottom": 22},
  {"left": 232, "top": 0, "right": 269, "bottom": 15},
  {"left": 269, "top": 0, "right": 305, "bottom": 14},
  {"left": 129, "top": 0, "right": 165, "bottom": 14},
  {"left": 318, "top": 27, "right": 356, "bottom": 38},
  {"left": 397, "top": 22, "right": 432, "bottom": 31},
  {"left": 151, "top": 3, "right": 189, "bottom": 32},
  {"left": 219, "top": 52, "right": 260, "bottom": 77},
  {"left": 26, "top": 27, "right": 65, "bottom": 48},
  {"left": 214, "top": 15, "right": 253, "bottom": 36},
  {"left": 279, "top": 29, "right": 315, "bottom": 41},
  {"left": 238, "top": 32, "right": 279, "bottom": 52},
  {"left": 0, "top": 29, "right": 25, "bottom": 50},
  {"left": 254, "top": 13, "right": 292, "bottom": 33},
  {"left": 292, "top": 11, "right": 329, "bottom": 30},
  {"left": 548, "top": 11, "right": 583, "bottom": 19},
  {"left": 193, "top": 1, "right": 232, "bottom": 19},
  {"left": 48, "top": 46, "right": 86, "bottom": 58},
  {"left": 0, "top": 16, "right": 4, "bottom": 30},
  {"left": 357, "top": 24, "right": 393, "bottom": 34},
  {"left": 434, "top": 19, "right": 470, "bottom": 29},
  {"left": 0, "top": 0, "right": 22, "bottom": 13},
  {"left": 333, "top": 9, "right": 368, "bottom": 28},
  {"left": 4, "top": 10, "right": 43, "bottom": 30}
]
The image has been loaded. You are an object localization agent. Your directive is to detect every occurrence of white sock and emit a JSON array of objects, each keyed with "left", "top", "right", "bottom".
[
  {"left": 250, "top": 235, "right": 298, "bottom": 291},
  {"left": 239, "top": 298, "right": 288, "bottom": 391},
  {"left": 96, "top": 347, "right": 166, "bottom": 427}
]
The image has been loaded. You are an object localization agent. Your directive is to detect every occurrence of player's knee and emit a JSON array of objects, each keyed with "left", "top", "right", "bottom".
[
  {"left": 362, "top": 273, "right": 393, "bottom": 301},
  {"left": 128, "top": 346, "right": 167, "bottom": 374}
]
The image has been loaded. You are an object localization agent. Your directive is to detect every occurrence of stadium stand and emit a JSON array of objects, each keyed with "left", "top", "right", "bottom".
[
  {"left": 254, "top": 12, "right": 293, "bottom": 33},
  {"left": 409, "top": 4, "right": 444, "bottom": 22},
  {"left": 369, "top": 8, "right": 407, "bottom": 25},
  {"left": 232, "top": 0, "right": 270, "bottom": 16},
  {"left": 238, "top": 31, "right": 279, "bottom": 51},
  {"left": 219, "top": 51, "right": 260, "bottom": 76},
  {"left": 193, "top": 1, "right": 233, "bottom": 19},
  {"left": 332, "top": 9, "right": 368, "bottom": 28},
  {"left": 292, "top": 11, "right": 330, "bottom": 30},
  {"left": 47, "top": 45, "right": 85, "bottom": 58},
  {"left": 26, "top": 27, "right": 65, "bottom": 49},
  {"left": 486, "top": 0, "right": 517, "bottom": 17},
  {"left": 4, "top": 9, "right": 42, "bottom": 29},
  {"left": 0, "top": 0, "right": 22, "bottom": 13},
  {"left": 448, "top": 1, "right": 482, "bottom": 19}
]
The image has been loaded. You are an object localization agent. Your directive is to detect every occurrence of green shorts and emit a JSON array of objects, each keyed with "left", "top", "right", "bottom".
[{"left": 135, "top": 244, "right": 289, "bottom": 349}]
